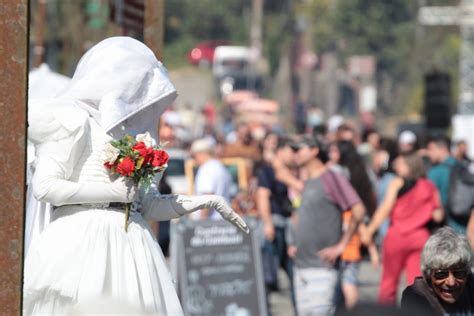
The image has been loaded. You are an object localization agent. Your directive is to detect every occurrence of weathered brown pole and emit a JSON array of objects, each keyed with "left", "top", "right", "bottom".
[
  {"left": 250, "top": 0, "right": 263, "bottom": 59},
  {"left": 0, "top": 0, "right": 28, "bottom": 314}
]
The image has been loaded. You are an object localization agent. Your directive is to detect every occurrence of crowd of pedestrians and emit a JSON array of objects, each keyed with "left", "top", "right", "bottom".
[{"left": 160, "top": 108, "right": 474, "bottom": 315}]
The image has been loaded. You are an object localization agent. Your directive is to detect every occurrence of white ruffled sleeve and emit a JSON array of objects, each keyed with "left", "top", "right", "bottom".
[{"left": 29, "top": 100, "right": 136, "bottom": 206}]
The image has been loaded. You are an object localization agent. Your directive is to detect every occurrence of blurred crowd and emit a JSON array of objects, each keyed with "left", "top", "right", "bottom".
[{"left": 157, "top": 102, "right": 474, "bottom": 315}]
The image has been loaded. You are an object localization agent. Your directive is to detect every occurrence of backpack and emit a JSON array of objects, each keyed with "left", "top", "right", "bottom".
[{"left": 447, "top": 161, "right": 474, "bottom": 221}]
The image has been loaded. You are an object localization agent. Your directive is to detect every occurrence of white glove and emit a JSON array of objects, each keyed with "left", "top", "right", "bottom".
[
  {"left": 109, "top": 177, "right": 139, "bottom": 202},
  {"left": 141, "top": 193, "right": 249, "bottom": 234}
]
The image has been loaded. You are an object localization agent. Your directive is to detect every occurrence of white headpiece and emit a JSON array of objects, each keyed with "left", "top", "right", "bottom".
[{"left": 58, "top": 36, "right": 177, "bottom": 138}]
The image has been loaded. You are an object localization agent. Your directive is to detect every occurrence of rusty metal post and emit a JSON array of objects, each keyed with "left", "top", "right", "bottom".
[{"left": 0, "top": 0, "right": 28, "bottom": 314}]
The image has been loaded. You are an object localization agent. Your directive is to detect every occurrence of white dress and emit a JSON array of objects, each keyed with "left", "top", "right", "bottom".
[
  {"left": 24, "top": 115, "right": 184, "bottom": 315},
  {"left": 24, "top": 140, "right": 52, "bottom": 258}
]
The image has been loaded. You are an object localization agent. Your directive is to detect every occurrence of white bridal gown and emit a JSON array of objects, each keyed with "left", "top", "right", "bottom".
[
  {"left": 25, "top": 114, "right": 185, "bottom": 315},
  {"left": 24, "top": 37, "right": 183, "bottom": 315}
]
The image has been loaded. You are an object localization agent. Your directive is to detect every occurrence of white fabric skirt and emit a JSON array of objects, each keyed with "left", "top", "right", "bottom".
[
  {"left": 24, "top": 185, "right": 52, "bottom": 258},
  {"left": 24, "top": 205, "right": 184, "bottom": 315}
]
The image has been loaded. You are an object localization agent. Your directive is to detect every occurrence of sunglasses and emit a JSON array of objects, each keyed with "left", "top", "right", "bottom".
[{"left": 432, "top": 269, "right": 469, "bottom": 280}]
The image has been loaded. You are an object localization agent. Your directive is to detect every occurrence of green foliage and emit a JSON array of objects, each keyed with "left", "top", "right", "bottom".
[
  {"left": 34, "top": 0, "right": 462, "bottom": 116},
  {"left": 164, "top": 0, "right": 250, "bottom": 68},
  {"left": 300, "top": 0, "right": 460, "bottom": 114},
  {"left": 405, "top": 80, "right": 424, "bottom": 115},
  {"left": 165, "top": 0, "right": 247, "bottom": 44},
  {"left": 332, "top": 0, "right": 418, "bottom": 78},
  {"left": 162, "top": 35, "right": 196, "bottom": 68},
  {"left": 110, "top": 135, "right": 138, "bottom": 158},
  {"left": 164, "top": 0, "right": 293, "bottom": 74},
  {"left": 309, "top": 0, "right": 337, "bottom": 53},
  {"left": 264, "top": 12, "right": 292, "bottom": 75}
]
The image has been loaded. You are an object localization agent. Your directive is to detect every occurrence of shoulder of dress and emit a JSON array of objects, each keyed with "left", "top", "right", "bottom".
[{"left": 28, "top": 99, "right": 89, "bottom": 144}]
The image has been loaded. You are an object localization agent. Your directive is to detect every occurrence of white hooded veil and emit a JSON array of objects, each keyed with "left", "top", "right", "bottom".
[
  {"left": 57, "top": 36, "right": 177, "bottom": 138},
  {"left": 29, "top": 36, "right": 178, "bottom": 150}
]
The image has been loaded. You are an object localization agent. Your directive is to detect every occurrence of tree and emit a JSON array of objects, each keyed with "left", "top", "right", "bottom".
[{"left": 303, "top": 0, "right": 460, "bottom": 115}]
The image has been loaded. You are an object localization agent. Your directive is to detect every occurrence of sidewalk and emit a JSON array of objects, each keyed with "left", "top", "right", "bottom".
[{"left": 269, "top": 260, "right": 407, "bottom": 315}]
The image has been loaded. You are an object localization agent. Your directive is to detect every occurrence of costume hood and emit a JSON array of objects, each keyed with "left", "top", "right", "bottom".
[{"left": 57, "top": 36, "right": 177, "bottom": 134}]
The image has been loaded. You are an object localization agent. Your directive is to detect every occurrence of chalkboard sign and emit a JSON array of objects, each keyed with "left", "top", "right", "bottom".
[{"left": 172, "top": 217, "right": 266, "bottom": 316}]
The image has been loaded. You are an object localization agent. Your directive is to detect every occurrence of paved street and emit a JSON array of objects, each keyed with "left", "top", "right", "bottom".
[
  {"left": 169, "top": 67, "right": 214, "bottom": 110},
  {"left": 269, "top": 259, "right": 407, "bottom": 316}
]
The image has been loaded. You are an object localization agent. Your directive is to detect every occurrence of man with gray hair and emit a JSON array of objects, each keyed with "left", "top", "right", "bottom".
[
  {"left": 189, "top": 137, "right": 233, "bottom": 220},
  {"left": 401, "top": 227, "right": 474, "bottom": 315}
]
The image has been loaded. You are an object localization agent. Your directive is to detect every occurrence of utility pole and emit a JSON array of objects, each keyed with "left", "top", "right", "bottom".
[
  {"left": 249, "top": 0, "right": 263, "bottom": 91},
  {"left": 144, "top": 0, "right": 165, "bottom": 61},
  {"left": 250, "top": 0, "right": 263, "bottom": 59},
  {"left": 0, "top": 0, "right": 28, "bottom": 314},
  {"left": 144, "top": 0, "right": 165, "bottom": 235}
]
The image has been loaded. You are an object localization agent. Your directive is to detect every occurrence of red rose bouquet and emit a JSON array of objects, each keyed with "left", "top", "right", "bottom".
[{"left": 103, "top": 132, "right": 168, "bottom": 231}]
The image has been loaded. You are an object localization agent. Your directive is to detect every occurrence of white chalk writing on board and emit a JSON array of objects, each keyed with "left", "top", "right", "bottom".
[{"left": 208, "top": 279, "right": 254, "bottom": 297}]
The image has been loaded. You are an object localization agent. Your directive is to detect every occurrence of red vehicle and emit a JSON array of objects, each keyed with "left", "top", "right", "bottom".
[{"left": 187, "top": 40, "right": 231, "bottom": 66}]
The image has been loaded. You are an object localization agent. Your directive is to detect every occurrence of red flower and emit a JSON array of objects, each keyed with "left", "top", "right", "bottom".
[
  {"left": 133, "top": 141, "right": 153, "bottom": 165},
  {"left": 133, "top": 142, "right": 147, "bottom": 156},
  {"left": 104, "top": 162, "right": 115, "bottom": 170},
  {"left": 117, "top": 156, "right": 135, "bottom": 176},
  {"left": 151, "top": 149, "right": 169, "bottom": 168}
]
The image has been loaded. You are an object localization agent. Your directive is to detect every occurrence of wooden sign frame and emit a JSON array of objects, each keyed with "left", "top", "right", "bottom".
[{"left": 184, "top": 158, "right": 249, "bottom": 194}]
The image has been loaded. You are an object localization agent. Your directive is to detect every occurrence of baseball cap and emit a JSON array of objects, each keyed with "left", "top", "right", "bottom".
[
  {"left": 398, "top": 130, "right": 417, "bottom": 145},
  {"left": 190, "top": 137, "right": 215, "bottom": 154},
  {"left": 328, "top": 115, "right": 344, "bottom": 133},
  {"left": 276, "top": 135, "right": 294, "bottom": 149},
  {"left": 292, "top": 135, "right": 329, "bottom": 162},
  {"left": 291, "top": 135, "right": 321, "bottom": 149}
]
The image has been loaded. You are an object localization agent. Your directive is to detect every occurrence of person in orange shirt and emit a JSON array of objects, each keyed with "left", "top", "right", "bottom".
[
  {"left": 327, "top": 140, "right": 380, "bottom": 310},
  {"left": 339, "top": 210, "right": 379, "bottom": 309}
]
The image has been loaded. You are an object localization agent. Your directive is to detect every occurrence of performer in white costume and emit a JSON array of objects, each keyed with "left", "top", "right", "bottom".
[
  {"left": 25, "top": 140, "right": 51, "bottom": 258},
  {"left": 24, "top": 37, "right": 249, "bottom": 315},
  {"left": 24, "top": 65, "right": 71, "bottom": 257}
]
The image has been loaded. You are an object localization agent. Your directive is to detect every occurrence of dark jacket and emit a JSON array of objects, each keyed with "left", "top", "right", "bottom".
[{"left": 401, "top": 275, "right": 474, "bottom": 316}]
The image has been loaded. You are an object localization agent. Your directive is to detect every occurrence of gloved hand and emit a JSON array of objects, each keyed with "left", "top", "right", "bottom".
[
  {"left": 180, "top": 195, "right": 250, "bottom": 234},
  {"left": 140, "top": 193, "right": 250, "bottom": 234},
  {"left": 111, "top": 177, "right": 138, "bottom": 203}
]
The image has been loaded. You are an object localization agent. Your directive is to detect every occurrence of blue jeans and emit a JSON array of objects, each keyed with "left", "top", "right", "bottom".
[{"left": 261, "top": 226, "right": 296, "bottom": 312}]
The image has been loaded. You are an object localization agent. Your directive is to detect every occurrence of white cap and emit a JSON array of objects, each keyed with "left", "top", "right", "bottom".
[
  {"left": 398, "top": 130, "right": 417, "bottom": 145},
  {"left": 190, "top": 137, "right": 215, "bottom": 154},
  {"left": 163, "top": 111, "right": 181, "bottom": 126},
  {"left": 328, "top": 114, "right": 344, "bottom": 133}
]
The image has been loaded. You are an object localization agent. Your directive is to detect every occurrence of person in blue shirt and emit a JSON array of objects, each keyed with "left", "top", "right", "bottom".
[{"left": 426, "top": 135, "right": 462, "bottom": 232}]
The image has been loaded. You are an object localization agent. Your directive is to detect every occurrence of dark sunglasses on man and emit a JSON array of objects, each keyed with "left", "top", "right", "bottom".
[
  {"left": 432, "top": 269, "right": 470, "bottom": 280},
  {"left": 290, "top": 144, "right": 301, "bottom": 153}
]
